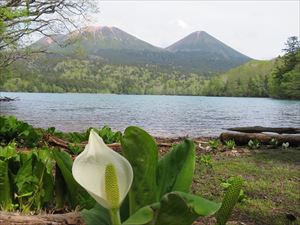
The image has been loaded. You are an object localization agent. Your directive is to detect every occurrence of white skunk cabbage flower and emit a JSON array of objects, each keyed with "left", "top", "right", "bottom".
[{"left": 72, "top": 129, "right": 133, "bottom": 211}]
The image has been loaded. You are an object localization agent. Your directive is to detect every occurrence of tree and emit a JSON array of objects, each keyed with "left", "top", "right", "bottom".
[
  {"left": 282, "top": 36, "right": 300, "bottom": 71},
  {"left": 0, "top": 0, "right": 97, "bottom": 67},
  {"left": 268, "top": 36, "right": 300, "bottom": 99}
]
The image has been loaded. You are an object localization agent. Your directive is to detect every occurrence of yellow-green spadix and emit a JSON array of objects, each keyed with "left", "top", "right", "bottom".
[{"left": 72, "top": 129, "right": 133, "bottom": 209}]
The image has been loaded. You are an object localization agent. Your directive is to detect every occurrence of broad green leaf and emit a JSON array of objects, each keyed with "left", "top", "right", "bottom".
[
  {"left": 36, "top": 149, "right": 53, "bottom": 174},
  {"left": 53, "top": 150, "right": 95, "bottom": 209},
  {"left": 123, "top": 192, "right": 220, "bottom": 225},
  {"left": 32, "top": 154, "right": 54, "bottom": 207},
  {"left": 120, "top": 195, "right": 130, "bottom": 222},
  {"left": 81, "top": 203, "right": 111, "bottom": 225},
  {"left": 54, "top": 164, "right": 67, "bottom": 208},
  {"left": 15, "top": 157, "right": 35, "bottom": 195},
  {"left": 216, "top": 177, "right": 243, "bottom": 225},
  {"left": 121, "top": 126, "right": 158, "bottom": 214},
  {"left": 157, "top": 140, "right": 195, "bottom": 198},
  {"left": 0, "top": 142, "right": 17, "bottom": 160},
  {"left": 0, "top": 160, "right": 12, "bottom": 210},
  {"left": 174, "top": 191, "right": 221, "bottom": 216},
  {"left": 122, "top": 205, "right": 154, "bottom": 225},
  {"left": 153, "top": 192, "right": 220, "bottom": 225}
]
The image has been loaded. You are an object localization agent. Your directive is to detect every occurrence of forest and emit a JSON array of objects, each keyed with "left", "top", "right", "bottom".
[
  {"left": 1, "top": 37, "right": 299, "bottom": 99},
  {"left": 0, "top": 0, "right": 299, "bottom": 100},
  {"left": 204, "top": 36, "right": 300, "bottom": 99}
]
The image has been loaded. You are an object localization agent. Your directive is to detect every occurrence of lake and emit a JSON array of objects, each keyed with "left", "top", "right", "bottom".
[{"left": 1, "top": 92, "right": 299, "bottom": 137}]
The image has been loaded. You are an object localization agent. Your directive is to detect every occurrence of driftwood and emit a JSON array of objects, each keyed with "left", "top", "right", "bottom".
[
  {"left": 225, "top": 126, "right": 300, "bottom": 134},
  {"left": 0, "top": 212, "right": 84, "bottom": 225},
  {"left": 44, "top": 134, "right": 121, "bottom": 152},
  {"left": 44, "top": 134, "right": 173, "bottom": 152},
  {"left": 220, "top": 132, "right": 300, "bottom": 146},
  {"left": 0, "top": 97, "right": 19, "bottom": 102}
]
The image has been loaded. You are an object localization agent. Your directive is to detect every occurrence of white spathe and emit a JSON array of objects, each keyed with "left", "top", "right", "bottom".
[{"left": 72, "top": 129, "right": 133, "bottom": 209}]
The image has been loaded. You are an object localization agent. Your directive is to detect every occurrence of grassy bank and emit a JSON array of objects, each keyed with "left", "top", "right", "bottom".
[
  {"left": 193, "top": 148, "right": 300, "bottom": 225},
  {"left": 1, "top": 116, "right": 299, "bottom": 224}
]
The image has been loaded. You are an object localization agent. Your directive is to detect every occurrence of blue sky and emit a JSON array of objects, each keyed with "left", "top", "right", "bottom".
[{"left": 85, "top": 0, "right": 300, "bottom": 60}]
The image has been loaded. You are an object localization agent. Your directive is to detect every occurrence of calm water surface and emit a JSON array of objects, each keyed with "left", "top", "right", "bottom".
[{"left": 1, "top": 92, "right": 299, "bottom": 137}]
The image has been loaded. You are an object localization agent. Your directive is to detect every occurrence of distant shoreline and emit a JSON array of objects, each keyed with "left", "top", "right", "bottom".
[{"left": 2, "top": 91, "right": 299, "bottom": 100}]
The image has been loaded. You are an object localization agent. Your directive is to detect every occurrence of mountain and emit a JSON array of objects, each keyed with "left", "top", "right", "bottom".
[
  {"left": 32, "top": 26, "right": 251, "bottom": 73},
  {"left": 167, "top": 31, "right": 246, "bottom": 57},
  {"left": 34, "top": 26, "right": 161, "bottom": 53},
  {"left": 165, "top": 31, "right": 251, "bottom": 72}
]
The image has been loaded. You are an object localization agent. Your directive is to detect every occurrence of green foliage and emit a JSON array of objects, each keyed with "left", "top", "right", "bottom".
[
  {"left": 81, "top": 204, "right": 111, "bottom": 225},
  {"left": 157, "top": 140, "right": 195, "bottom": 198},
  {"left": 0, "top": 144, "right": 55, "bottom": 212},
  {"left": 1, "top": 37, "right": 299, "bottom": 99},
  {"left": 225, "top": 140, "right": 236, "bottom": 150},
  {"left": 0, "top": 116, "right": 42, "bottom": 147},
  {"left": 0, "top": 142, "right": 95, "bottom": 212},
  {"left": 0, "top": 118, "right": 242, "bottom": 224},
  {"left": 0, "top": 159, "right": 12, "bottom": 210},
  {"left": 50, "top": 125, "right": 121, "bottom": 145},
  {"left": 117, "top": 127, "right": 239, "bottom": 224},
  {"left": 209, "top": 139, "right": 221, "bottom": 149},
  {"left": 248, "top": 139, "right": 260, "bottom": 149},
  {"left": 52, "top": 150, "right": 95, "bottom": 209},
  {"left": 268, "top": 37, "right": 300, "bottom": 99},
  {"left": 203, "top": 60, "right": 274, "bottom": 97},
  {"left": 199, "top": 154, "right": 213, "bottom": 168},
  {"left": 0, "top": 60, "right": 209, "bottom": 95},
  {"left": 98, "top": 125, "right": 122, "bottom": 144},
  {"left": 121, "top": 126, "right": 158, "bottom": 214},
  {"left": 146, "top": 192, "right": 220, "bottom": 225},
  {"left": 67, "top": 143, "right": 82, "bottom": 154}
]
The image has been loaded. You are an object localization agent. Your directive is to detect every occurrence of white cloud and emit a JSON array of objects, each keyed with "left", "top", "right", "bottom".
[{"left": 177, "top": 19, "right": 189, "bottom": 29}]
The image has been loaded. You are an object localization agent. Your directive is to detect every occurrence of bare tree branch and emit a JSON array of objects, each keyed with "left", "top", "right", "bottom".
[{"left": 0, "top": 0, "right": 98, "bottom": 68}]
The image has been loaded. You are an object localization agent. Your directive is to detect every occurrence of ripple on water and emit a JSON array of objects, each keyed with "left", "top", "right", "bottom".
[{"left": 1, "top": 93, "right": 300, "bottom": 137}]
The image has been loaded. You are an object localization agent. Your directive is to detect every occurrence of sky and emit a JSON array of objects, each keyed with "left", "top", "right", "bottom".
[{"left": 84, "top": 0, "right": 300, "bottom": 60}]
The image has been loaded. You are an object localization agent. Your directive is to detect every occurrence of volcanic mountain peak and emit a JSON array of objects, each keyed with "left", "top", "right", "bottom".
[
  {"left": 31, "top": 26, "right": 251, "bottom": 73},
  {"left": 166, "top": 30, "right": 250, "bottom": 60}
]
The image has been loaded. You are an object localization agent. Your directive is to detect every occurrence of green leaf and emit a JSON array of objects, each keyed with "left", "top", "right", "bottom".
[
  {"left": 157, "top": 140, "right": 195, "bottom": 198},
  {"left": 174, "top": 191, "right": 221, "bottom": 216},
  {"left": 153, "top": 192, "right": 220, "bottom": 225},
  {"left": 32, "top": 152, "right": 54, "bottom": 207},
  {"left": 0, "top": 142, "right": 17, "bottom": 160},
  {"left": 81, "top": 203, "right": 111, "bottom": 225},
  {"left": 54, "top": 164, "right": 67, "bottom": 208},
  {"left": 122, "top": 205, "right": 154, "bottom": 225},
  {"left": 123, "top": 192, "right": 220, "bottom": 225},
  {"left": 52, "top": 150, "right": 95, "bottom": 209},
  {"left": 216, "top": 177, "right": 244, "bottom": 225},
  {"left": 121, "top": 126, "right": 158, "bottom": 214},
  {"left": 36, "top": 149, "right": 53, "bottom": 174},
  {"left": 15, "top": 157, "right": 35, "bottom": 195},
  {"left": 0, "top": 160, "right": 12, "bottom": 210}
]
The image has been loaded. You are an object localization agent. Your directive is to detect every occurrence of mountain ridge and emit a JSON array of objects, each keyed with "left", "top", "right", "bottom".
[{"left": 32, "top": 25, "right": 252, "bottom": 73}]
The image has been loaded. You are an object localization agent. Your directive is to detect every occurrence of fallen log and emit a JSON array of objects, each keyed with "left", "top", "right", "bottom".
[
  {"left": 220, "top": 132, "right": 300, "bottom": 146},
  {"left": 0, "top": 212, "right": 84, "bottom": 225},
  {"left": 0, "top": 97, "right": 19, "bottom": 102},
  {"left": 225, "top": 126, "right": 300, "bottom": 134},
  {"left": 43, "top": 134, "right": 121, "bottom": 152},
  {"left": 44, "top": 134, "right": 174, "bottom": 152}
]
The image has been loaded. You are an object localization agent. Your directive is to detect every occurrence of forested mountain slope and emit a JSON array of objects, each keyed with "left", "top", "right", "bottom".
[
  {"left": 203, "top": 60, "right": 275, "bottom": 97},
  {"left": 30, "top": 26, "right": 251, "bottom": 73}
]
